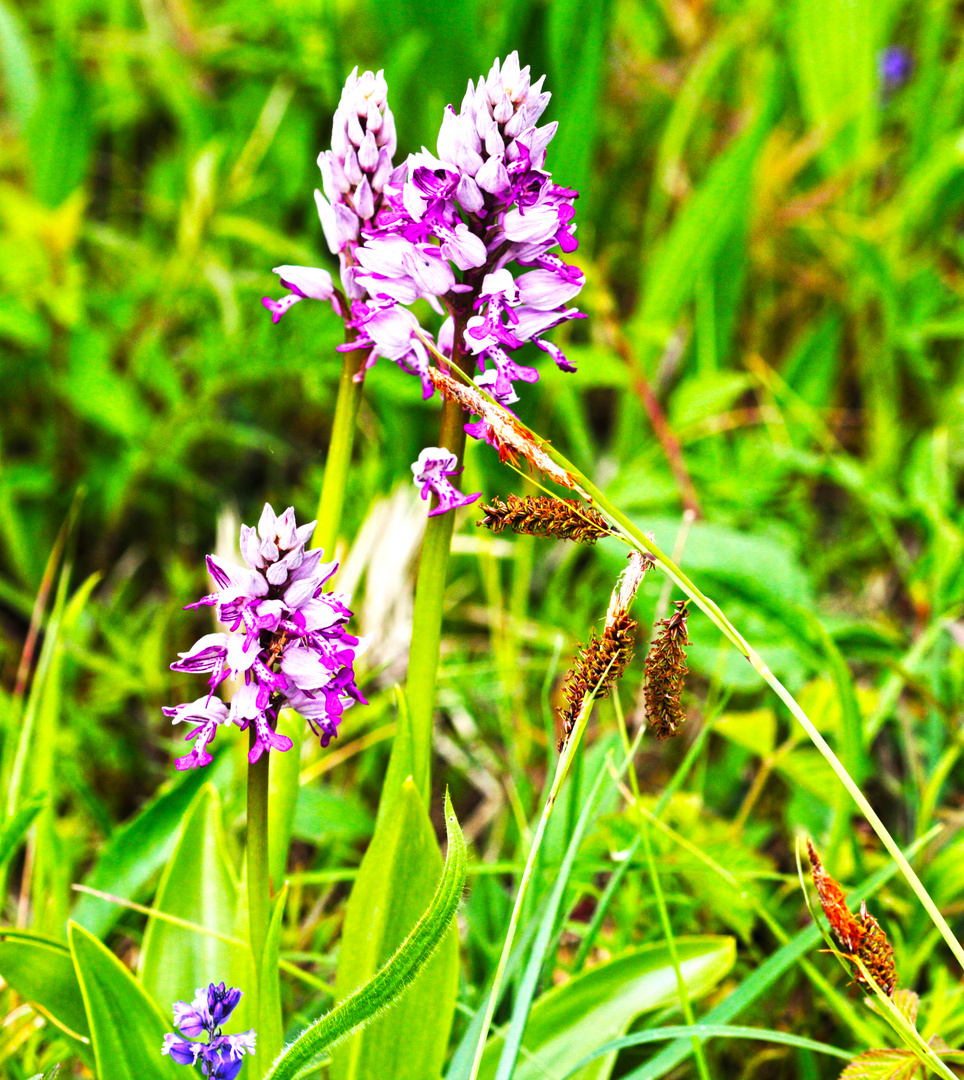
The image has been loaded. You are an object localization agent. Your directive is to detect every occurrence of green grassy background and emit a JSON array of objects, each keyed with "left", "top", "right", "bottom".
[{"left": 1, "top": 0, "right": 964, "bottom": 1076}]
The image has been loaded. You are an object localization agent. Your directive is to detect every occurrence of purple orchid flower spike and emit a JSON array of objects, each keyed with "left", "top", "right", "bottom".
[
  {"left": 338, "top": 51, "right": 585, "bottom": 512},
  {"left": 163, "top": 983, "right": 256, "bottom": 1080},
  {"left": 879, "top": 46, "right": 913, "bottom": 91},
  {"left": 165, "top": 503, "right": 369, "bottom": 769},
  {"left": 262, "top": 67, "right": 397, "bottom": 320},
  {"left": 412, "top": 447, "right": 481, "bottom": 517}
]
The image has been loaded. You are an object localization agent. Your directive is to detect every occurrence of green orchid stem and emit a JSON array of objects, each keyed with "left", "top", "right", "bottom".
[
  {"left": 247, "top": 736, "right": 271, "bottom": 990},
  {"left": 313, "top": 342, "right": 367, "bottom": 560},
  {"left": 535, "top": 441, "right": 964, "bottom": 975},
  {"left": 405, "top": 333, "right": 472, "bottom": 804}
]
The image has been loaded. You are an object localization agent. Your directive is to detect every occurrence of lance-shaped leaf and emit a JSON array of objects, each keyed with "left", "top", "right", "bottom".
[
  {"left": 71, "top": 764, "right": 214, "bottom": 938},
  {"left": 0, "top": 929, "right": 90, "bottom": 1047},
  {"left": 264, "top": 790, "right": 467, "bottom": 1080},
  {"left": 68, "top": 922, "right": 181, "bottom": 1080},
  {"left": 139, "top": 784, "right": 249, "bottom": 1025}
]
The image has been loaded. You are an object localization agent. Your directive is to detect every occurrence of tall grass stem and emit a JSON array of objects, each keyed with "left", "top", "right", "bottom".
[{"left": 313, "top": 344, "right": 366, "bottom": 562}]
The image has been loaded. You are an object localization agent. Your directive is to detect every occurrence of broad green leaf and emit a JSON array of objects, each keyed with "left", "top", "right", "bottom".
[
  {"left": 480, "top": 938, "right": 735, "bottom": 1080},
  {"left": 25, "top": 44, "right": 92, "bottom": 207},
  {"left": 714, "top": 710, "right": 776, "bottom": 758},
  {"left": 72, "top": 763, "right": 213, "bottom": 938},
  {"left": 292, "top": 785, "right": 373, "bottom": 846},
  {"left": 139, "top": 784, "right": 248, "bottom": 1029},
  {"left": 255, "top": 884, "right": 288, "bottom": 1079},
  {"left": 787, "top": 0, "right": 885, "bottom": 171},
  {"left": 266, "top": 792, "right": 466, "bottom": 1080},
  {"left": 0, "top": 928, "right": 90, "bottom": 1044},
  {"left": 330, "top": 776, "right": 459, "bottom": 1080},
  {"left": 268, "top": 710, "right": 302, "bottom": 892},
  {"left": 374, "top": 686, "right": 414, "bottom": 831},
  {"left": 68, "top": 922, "right": 182, "bottom": 1080}
]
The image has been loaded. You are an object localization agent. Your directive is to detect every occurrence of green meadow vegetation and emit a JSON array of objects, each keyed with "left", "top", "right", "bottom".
[{"left": 1, "top": 0, "right": 964, "bottom": 1078}]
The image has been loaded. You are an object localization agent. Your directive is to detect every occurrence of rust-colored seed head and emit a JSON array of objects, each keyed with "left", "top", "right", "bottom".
[
  {"left": 478, "top": 495, "right": 612, "bottom": 544},
  {"left": 558, "top": 611, "right": 637, "bottom": 749},
  {"left": 807, "top": 840, "right": 898, "bottom": 996},
  {"left": 429, "top": 367, "right": 576, "bottom": 490},
  {"left": 644, "top": 600, "right": 691, "bottom": 738}
]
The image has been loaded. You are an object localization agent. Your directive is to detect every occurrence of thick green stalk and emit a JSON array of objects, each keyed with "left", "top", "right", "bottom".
[
  {"left": 313, "top": 344, "right": 366, "bottom": 559},
  {"left": 405, "top": 331, "right": 472, "bottom": 804},
  {"left": 247, "top": 738, "right": 271, "bottom": 988}
]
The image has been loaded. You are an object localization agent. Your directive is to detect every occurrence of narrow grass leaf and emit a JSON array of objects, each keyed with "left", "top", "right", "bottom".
[
  {"left": 482, "top": 939, "right": 736, "bottom": 1080},
  {"left": 561, "top": 1023, "right": 853, "bottom": 1077},
  {"left": 493, "top": 750, "right": 612, "bottom": 1080},
  {"left": 0, "top": 792, "right": 44, "bottom": 870},
  {"left": 620, "top": 833, "right": 933, "bottom": 1080}
]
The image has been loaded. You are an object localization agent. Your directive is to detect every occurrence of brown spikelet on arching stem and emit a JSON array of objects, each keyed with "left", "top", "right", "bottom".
[
  {"left": 643, "top": 600, "right": 691, "bottom": 739},
  {"left": 557, "top": 552, "right": 652, "bottom": 749},
  {"left": 478, "top": 495, "right": 613, "bottom": 544},
  {"left": 558, "top": 612, "right": 636, "bottom": 749},
  {"left": 807, "top": 840, "right": 898, "bottom": 996}
]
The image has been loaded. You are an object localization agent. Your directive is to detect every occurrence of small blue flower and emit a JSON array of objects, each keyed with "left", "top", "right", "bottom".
[
  {"left": 162, "top": 983, "right": 255, "bottom": 1079},
  {"left": 879, "top": 46, "right": 913, "bottom": 91}
]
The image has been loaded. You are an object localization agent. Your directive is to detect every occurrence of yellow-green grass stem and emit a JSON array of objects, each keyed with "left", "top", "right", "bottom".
[
  {"left": 313, "top": 343, "right": 367, "bottom": 561},
  {"left": 465, "top": 664, "right": 618, "bottom": 1080}
]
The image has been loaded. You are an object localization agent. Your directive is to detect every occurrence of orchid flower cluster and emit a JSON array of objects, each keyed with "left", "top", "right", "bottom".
[
  {"left": 164, "top": 504, "right": 368, "bottom": 770},
  {"left": 262, "top": 52, "right": 584, "bottom": 517},
  {"left": 261, "top": 67, "right": 396, "bottom": 323},
  {"left": 162, "top": 983, "right": 256, "bottom": 1080}
]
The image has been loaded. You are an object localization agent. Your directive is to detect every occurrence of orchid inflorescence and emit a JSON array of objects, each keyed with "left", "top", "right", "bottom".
[
  {"left": 262, "top": 52, "right": 585, "bottom": 517},
  {"left": 162, "top": 982, "right": 256, "bottom": 1080},
  {"left": 164, "top": 503, "right": 368, "bottom": 769}
]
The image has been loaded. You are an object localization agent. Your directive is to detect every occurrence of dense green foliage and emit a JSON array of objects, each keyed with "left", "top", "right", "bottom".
[{"left": 2, "top": 0, "right": 964, "bottom": 1076}]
